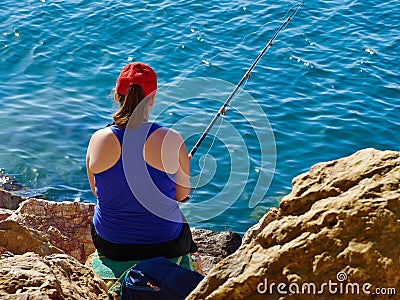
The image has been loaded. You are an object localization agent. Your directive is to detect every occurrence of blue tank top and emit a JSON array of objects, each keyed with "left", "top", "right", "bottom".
[{"left": 93, "top": 122, "right": 183, "bottom": 244}]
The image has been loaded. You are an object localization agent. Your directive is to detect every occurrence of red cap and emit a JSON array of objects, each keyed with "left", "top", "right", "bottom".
[{"left": 115, "top": 62, "right": 157, "bottom": 97}]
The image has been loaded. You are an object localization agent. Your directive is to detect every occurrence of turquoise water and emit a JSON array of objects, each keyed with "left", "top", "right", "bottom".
[{"left": 0, "top": 0, "right": 399, "bottom": 234}]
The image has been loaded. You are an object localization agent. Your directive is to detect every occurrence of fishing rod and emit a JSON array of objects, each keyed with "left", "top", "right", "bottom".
[{"left": 188, "top": 2, "right": 303, "bottom": 159}]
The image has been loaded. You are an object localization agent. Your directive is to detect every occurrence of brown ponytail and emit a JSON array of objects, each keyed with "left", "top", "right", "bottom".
[{"left": 112, "top": 84, "right": 145, "bottom": 127}]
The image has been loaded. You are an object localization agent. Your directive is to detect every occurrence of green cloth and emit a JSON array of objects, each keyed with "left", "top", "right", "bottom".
[
  {"left": 91, "top": 251, "right": 196, "bottom": 280},
  {"left": 90, "top": 251, "right": 199, "bottom": 298}
]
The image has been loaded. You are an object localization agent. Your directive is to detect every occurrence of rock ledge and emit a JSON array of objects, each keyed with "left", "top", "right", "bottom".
[{"left": 188, "top": 148, "right": 400, "bottom": 300}]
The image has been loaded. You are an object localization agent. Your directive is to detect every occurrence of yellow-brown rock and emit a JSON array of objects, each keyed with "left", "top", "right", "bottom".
[
  {"left": 0, "top": 189, "right": 23, "bottom": 211},
  {"left": 0, "top": 220, "right": 63, "bottom": 257},
  {"left": 0, "top": 252, "right": 108, "bottom": 299},
  {"left": 188, "top": 148, "right": 400, "bottom": 299},
  {"left": 191, "top": 229, "right": 242, "bottom": 275},
  {"left": 9, "top": 198, "right": 95, "bottom": 263}
]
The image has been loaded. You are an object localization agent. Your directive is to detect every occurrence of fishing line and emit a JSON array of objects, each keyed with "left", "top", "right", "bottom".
[
  {"left": 161, "top": 2, "right": 302, "bottom": 96},
  {"left": 188, "top": 1, "right": 303, "bottom": 158},
  {"left": 190, "top": 79, "right": 250, "bottom": 198},
  {"left": 190, "top": 115, "right": 224, "bottom": 198},
  {"left": 199, "top": 2, "right": 304, "bottom": 67}
]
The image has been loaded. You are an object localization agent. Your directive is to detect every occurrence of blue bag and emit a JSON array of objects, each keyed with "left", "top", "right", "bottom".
[{"left": 120, "top": 256, "right": 204, "bottom": 300}]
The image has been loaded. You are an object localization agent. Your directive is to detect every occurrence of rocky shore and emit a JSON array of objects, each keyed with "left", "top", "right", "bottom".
[
  {"left": 0, "top": 179, "right": 241, "bottom": 298},
  {"left": 188, "top": 148, "right": 400, "bottom": 299},
  {"left": 1, "top": 148, "right": 399, "bottom": 299}
]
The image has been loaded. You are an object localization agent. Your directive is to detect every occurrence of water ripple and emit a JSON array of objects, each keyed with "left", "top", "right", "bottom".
[{"left": 0, "top": 0, "right": 399, "bottom": 233}]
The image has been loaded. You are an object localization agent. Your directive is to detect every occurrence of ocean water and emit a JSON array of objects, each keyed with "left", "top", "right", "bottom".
[{"left": 0, "top": 0, "right": 399, "bottom": 234}]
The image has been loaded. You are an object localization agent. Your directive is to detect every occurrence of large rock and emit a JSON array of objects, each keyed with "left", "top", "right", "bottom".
[
  {"left": 191, "top": 229, "right": 242, "bottom": 275},
  {"left": 8, "top": 198, "right": 95, "bottom": 264},
  {"left": 0, "top": 189, "right": 23, "bottom": 211},
  {"left": 0, "top": 252, "right": 108, "bottom": 299},
  {"left": 188, "top": 148, "right": 400, "bottom": 299},
  {"left": 0, "top": 220, "right": 63, "bottom": 257}
]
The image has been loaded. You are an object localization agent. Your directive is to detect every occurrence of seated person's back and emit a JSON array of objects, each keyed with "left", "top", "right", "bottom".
[{"left": 86, "top": 62, "right": 196, "bottom": 261}]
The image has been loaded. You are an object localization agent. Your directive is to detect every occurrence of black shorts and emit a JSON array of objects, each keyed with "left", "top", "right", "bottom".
[{"left": 90, "top": 222, "right": 198, "bottom": 261}]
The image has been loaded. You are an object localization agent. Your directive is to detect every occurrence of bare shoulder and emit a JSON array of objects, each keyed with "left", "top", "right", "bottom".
[
  {"left": 87, "top": 127, "right": 121, "bottom": 174},
  {"left": 89, "top": 127, "right": 119, "bottom": 146},
  {"left": 90, "top": 127, "right": 114, "bottom": 140},
  {"left": 151, "top": 127, "right": 183, "bottom": 143},
  {"left": 152, "top": 127, "right": 188, "bottom": 158},
  {"left": 87, "top": 127, "right": 120, "bottom": 157},
  {"left": 144, "top": 126, "right": 189, "bottom": 174}
]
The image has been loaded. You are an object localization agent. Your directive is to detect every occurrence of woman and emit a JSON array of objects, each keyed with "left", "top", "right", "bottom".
[{"left": 86, "top": 62, "right": 197, "bottom": 261}]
